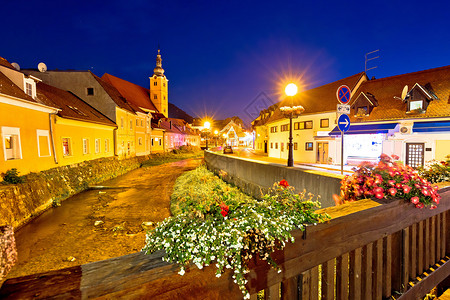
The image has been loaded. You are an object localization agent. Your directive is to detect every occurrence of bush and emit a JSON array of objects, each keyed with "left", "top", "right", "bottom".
[
  {"left": 335, "top": 154, "right": 441, "bottom": 209},
  {"left": 2, "top": 168, "right": 24, "bottom": 184},
  {"left": 417, "top": 156, "right": 450, "bottom": 183},
  {"left": 144, "top": 166, "right": 327, "bottom": 298}
]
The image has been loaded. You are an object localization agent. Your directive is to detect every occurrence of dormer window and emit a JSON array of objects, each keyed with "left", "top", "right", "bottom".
[
  {"left": 154, "top": 82, "right": 157, "bottom": 86},
  {"left": 25, "top": 83, "right": 33, "bottom": 96},
  {"left": 405, "top": 83, "right": 436, "bottom": 114},
  {"left": 351, "top": 92, "right": 378, "bottom": 117}
]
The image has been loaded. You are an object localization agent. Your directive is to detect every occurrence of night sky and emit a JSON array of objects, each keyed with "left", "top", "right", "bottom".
[{"left": 2, "top": 0, "right": 449, "bottom": 125}]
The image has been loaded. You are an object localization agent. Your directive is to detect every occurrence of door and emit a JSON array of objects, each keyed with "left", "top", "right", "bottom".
[
  {"left": 316, "top": 142, "right": 329, "bottom": 163},
  {"left": 406, "top": 143, "right": 424, "bottom": 168},
  {"left": 264, "top": 141, "right": 268, "bottom": 153}
]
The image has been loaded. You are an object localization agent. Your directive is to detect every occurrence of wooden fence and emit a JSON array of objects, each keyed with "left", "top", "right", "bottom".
[{"left": 1, "top": 189, "right": 449, "bottom": 299}]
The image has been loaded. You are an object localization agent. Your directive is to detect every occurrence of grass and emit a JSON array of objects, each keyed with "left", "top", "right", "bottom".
[{"left": 140, "top": 150, "right": 203, "bottom": 167}]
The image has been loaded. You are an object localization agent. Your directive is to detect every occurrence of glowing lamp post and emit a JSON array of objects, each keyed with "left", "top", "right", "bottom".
[
  {"left": 214, "top": 130, "right": 219, "bottom": 146},
  {"left": 204, "top": 121, "right": 211, "bottom": 150},
  {"left": 281, "top": 83, "right": 304, "bottom": 167}
]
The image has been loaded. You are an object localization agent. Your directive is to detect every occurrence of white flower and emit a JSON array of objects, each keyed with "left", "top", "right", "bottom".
[
  {"left": 216, "top": 273, "right": 221, "bottom": 278},
  {"left": 178, "top": 268, "right": 185, "bottom": 276}
]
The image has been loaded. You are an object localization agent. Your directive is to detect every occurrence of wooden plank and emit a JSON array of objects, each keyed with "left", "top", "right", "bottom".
[
  {"left": 431, "top": 215, "right": 436, "bottom": 265},
  {"left": 383, "top": 235, "right": 392, "bottom": 298},
  {"left": 373, "top": 239, "right": 383, "bottom": 300},
  {"left": 361, "top": 243, "right": 373, "bottom": 299},
  {"left": 349, "top": 248, "right": 362, "bottom": 300},
  {"left": 299, "top": 270, "right": 310, "bottom": 300},
  {"left": 437, "top": 213, "right": 441, "bottom": 260},
  {"left": 336, "top": 253, "right": 349, "bottom": 300},
  {"left": 402, "top": 227, "right": 410, "bottom": 292},
  {"left": 265, "top": 283, "right": 280, "bottom": 300},
  {"left": 321, "top": 259, "right": 334, "bottom": 300},
  {"left": 281, "top": 276, "right": 298, "bottom": 300},
  {"left": 418, "top": 221, "right": 424, "bottom": 274},
  {"left": 310, "top": 266, "right": 319, "bottom": 300},
  {"left": 397, "top": 258, "right": 450, "bottom": 300},
  {"left": 425, "top": 218, "right": 430, "bottom": 269},
  {"left": 250, "top": 293, "right": 258, "bottom": 300},
  {"left": 410, "top": 223, "right": 417, "bottom": 278},
  {"left": 443, "top": 211, "right": 447, "bottom": 257},
  {"left": 391, "top": 231, "right": 403, "bottom": 293}
]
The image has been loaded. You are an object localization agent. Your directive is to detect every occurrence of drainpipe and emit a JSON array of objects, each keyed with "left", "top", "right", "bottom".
[
  {"left": 49, "top": 112, "right": 58, "bottom": 164},
  {"left": 113, "top": 128, "right": 118, "bottom": 156}
]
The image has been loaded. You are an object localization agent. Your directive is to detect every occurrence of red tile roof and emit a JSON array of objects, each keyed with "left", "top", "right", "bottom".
[
  {"left": 0, "top": 57, "right": 15, "bottom": 69},
  {"left": 91, "top": 73, "right": 141, "bottom": 114},
  {"left": 266, "top": 72, "right": 366, "bottom": 124},
  {"left": 349, "top": 65, "right": 450, "bottom": 122},
  {"left": 37, "top": 82, "right": 116, "bottom": 127},
  {"left": 101, "top": 73, "right": 158, "bottom": 112}
]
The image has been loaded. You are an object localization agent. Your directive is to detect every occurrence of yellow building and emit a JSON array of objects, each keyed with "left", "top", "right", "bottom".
[
  {"left": 36, "top": 82, "right": 116, "bottom": 166},
  {"left": 0, "top": 67, "right": 59, "bottom": 175}
]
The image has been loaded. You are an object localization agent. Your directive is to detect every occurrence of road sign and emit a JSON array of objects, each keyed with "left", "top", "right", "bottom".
[
  {"left": 338, "top": 114, "right": 350, "bottom": 132},
  {"left": 337, "top": 104, "right": 350, "bottom": 114},
  {"left": 336, "top": 85, "right": 351, "bottom": 104}
]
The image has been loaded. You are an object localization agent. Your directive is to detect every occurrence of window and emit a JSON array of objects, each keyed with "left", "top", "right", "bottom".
[
  {"left": 294, "top": 122, "right": 302, "bottom": 130},
  {"left": 281, "top": 124, "right": 289, "bottom": 131},
  {"left": 154, "top": 81, "right": 157, "bottom": 86},
  {"left": 281, "top": 143, "right": 284, "bottom": 151},
  {"left": 159, "top": 139, "right": 162, "bottom": 146},
  {"left": 105, "top": 139, "right": 110, "bottom": 153},
  {"left": 154, "top": 94, "right": 157, "bottom": 100},
  {"left": 409, "top": 101, "right": 423, "bottom": 111},
  {"left": 67, "top": 105, "right": 87, "bottom": 116},
  {"left": 95, "top": 139, "right": 100, "bottom": 153},
  {"left": 37, "top": 130, "right": 51, "bottom": 157},
  {"left": 62, "top": 138, "right": 71, "bottom": 156},
  {"left": 305, "top": 121, "right": 313, "bottom": 129},
  {"left": 320, "top": 119, "right": 329, "bottom": 128},
  {"left": 130, "top": 120, "right": 133, "bottom": 130},
  {"left": 136, "top": 119, "right": 139, "bottom": 126},
  {"left": 83, "top": 138, "right": 89, "bottom": 154},
  {"left": 121, "top": 117, "right": 124, "bottom": 129},
  {"left": 151, "top": 138, "right": 154, "bottom": 146},
  {"left": 270, "top": 143, "right": 273, "bottom": 149},
  {"left": 25, "top": 82, "right": 33, "bottom": 96},
  {"left": 294, "top": 142, "right": 298, "bottom": 150},
  {"left": 141, "top": 120, "right": 144, "bottom": 127},
  {"left": 163, "top": 83, "right": 166, "bottom": 87},
  {"left": 2, "top": 127, "right": 22, "bottom": 160},
  {"left": 275, "top": 143, "right": 278, "bottom": 149},
  {"left": 86, "top": 88, "right": 94, "bottom": 96},
  {"left": 138, "top": 137, "right": 142, "bottom": 146},
  {"left": 305, "top": 142, "right": 313, "bottom": 151},
  {"left": 356, "top": 107, "right": 368, "bottom": 116},
  {"left": 270, "top": 126, "right": 278, "bottom": 133}
]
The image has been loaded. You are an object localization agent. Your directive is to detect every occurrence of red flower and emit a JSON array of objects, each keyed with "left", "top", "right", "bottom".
[
  {"left": 388, "top": 180, "right": 395, "bottom": 186},
  {"left": 422, "top": 189, "right": 430, "bottom": 196},
  {"left": 373, "top": 187, "right": 384, "bottom": 194},
  {"left": 388, "top": 188, "right": 397, "bottom": 196},
  {"left": 219, "top": 202, "right": 229, "bottom": 212},
  {"left": 403, "top": 185, "right": 412, "bottom": 194},
  {"left": 395, "top": 183, "right": 402, "bottom": 189},
  {"left": 221, "top": 210, "right": 228, "bottom": 217},
  {"left": 416, "top": 203, "right": 425, "bottom": 209},
  {"left": 411, "top": 196, "right": 419, "bottom": 205},
  {"left": 375, "top": 192, "right": 384, "bottom": 199},
  {"left": 279, "top": 179, "right": 289, "bottom": 187}
]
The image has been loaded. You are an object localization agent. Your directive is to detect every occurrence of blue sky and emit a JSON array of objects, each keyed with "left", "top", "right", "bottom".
[{"left": 2, "top": 0, "right": 449, "bottom": 124}]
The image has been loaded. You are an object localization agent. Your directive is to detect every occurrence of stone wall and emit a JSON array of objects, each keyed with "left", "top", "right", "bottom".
[
  {"left": 0, "top": 156, "right": 150, "bottom": 229},
  {"left": 204, "top": 151, "right": 342, "bottom": 208},
  {"left": 0, "top": 225, "right": 17, "bottom": 281}
]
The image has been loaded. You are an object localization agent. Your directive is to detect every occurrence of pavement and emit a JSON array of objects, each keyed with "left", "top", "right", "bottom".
[{"left": 210, "top": 147, "right": 354, "bottom": 176}]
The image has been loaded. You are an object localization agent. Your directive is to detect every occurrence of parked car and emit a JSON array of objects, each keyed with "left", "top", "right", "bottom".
[{"left": 223, "top": 146, "right": 233, "bottom": 154}]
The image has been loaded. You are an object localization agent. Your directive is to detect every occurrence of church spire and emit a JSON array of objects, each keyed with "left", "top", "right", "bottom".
[{"left": 153, "top": 49, "right": 165, "bottom": 77}]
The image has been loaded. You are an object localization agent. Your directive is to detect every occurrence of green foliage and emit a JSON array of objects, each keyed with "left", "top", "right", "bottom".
[
  {"left": 2, "top": 168, "right": 24, "bottom": 184},
  {"left": 140, "top": 150, "right": 203, "bottom": 167},
  {"left": 417, "top": 156, "right": 450, "bottom": 183},
  {"left": 144, "top": 165, "right": 327, "bottom": 298}
]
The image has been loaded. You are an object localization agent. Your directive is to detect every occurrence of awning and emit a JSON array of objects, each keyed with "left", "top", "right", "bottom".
[
  {"left": 329, "top": 122, "right": 398, "bottom": 136},
  {"left": 412, "top": 120, "right": 450, "bottom": 133}
]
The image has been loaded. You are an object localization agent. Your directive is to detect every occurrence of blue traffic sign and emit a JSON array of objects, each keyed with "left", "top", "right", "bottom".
[
  {"left": 337, "top": 85, "right": 351, "bottom": 104},
  {"left": 338, "top": 114, "right": 351, "bottom": 132}
]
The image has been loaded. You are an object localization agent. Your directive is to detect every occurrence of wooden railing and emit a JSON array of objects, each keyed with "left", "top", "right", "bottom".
[{"left": 1, "top": 189, "right": 449, "bottom": 299}]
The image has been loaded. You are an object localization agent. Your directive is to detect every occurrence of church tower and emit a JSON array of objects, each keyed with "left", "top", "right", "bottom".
[{"left": 150, "top": 49, "right": 169, "bottom": 117}]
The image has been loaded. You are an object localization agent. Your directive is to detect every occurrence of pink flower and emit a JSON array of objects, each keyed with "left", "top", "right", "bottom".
[
  {"left": 403, "top": 185, "right": 412, "bottom": 194},
  {"left": 422, "top": 189, "right": 430, "bottom": 196},
  {"left": 430, "top": 205, "right": 437, "bottom": 210},
  {"left": 375, "top": 192, "right": 384, "bottom": 199},
  {"left": 411, "top": 196, "right": 419, "bottom": 205},
  {"left": 388, "top": 188, "right": 397, "bottom": 196},
  {"left": 415, "top": 183, "right": 421, "bottom": 189},
  {"left": 388, "top": 180, "right": 395, "bottom": 186},
  {"left": 395, "top": 183, "right": 402, "bottom": 189},
  {"left": 373, "top": 187, "right": 384, "bottom": 194},
  {"left": 416, "top": 203, "right": 425, "bottom": 209},
  {"left": 432, "top": 196, "right": 440, "bottom": 204}
]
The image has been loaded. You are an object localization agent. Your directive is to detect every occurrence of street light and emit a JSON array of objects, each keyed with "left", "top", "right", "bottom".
[
  {"left": 280, "top": 83, "right": 304, "bottom": 167},
  {"left": 204, "top": 121, "right": 211, "bottom": 150}
]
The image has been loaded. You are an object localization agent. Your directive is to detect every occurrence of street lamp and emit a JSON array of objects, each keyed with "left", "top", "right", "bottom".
[
  {"left": 280, "top": 83, "right": 304, "bottom": 167},
  {"left": 204, "top": 121, "right": 211, "bottom": 150}
]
